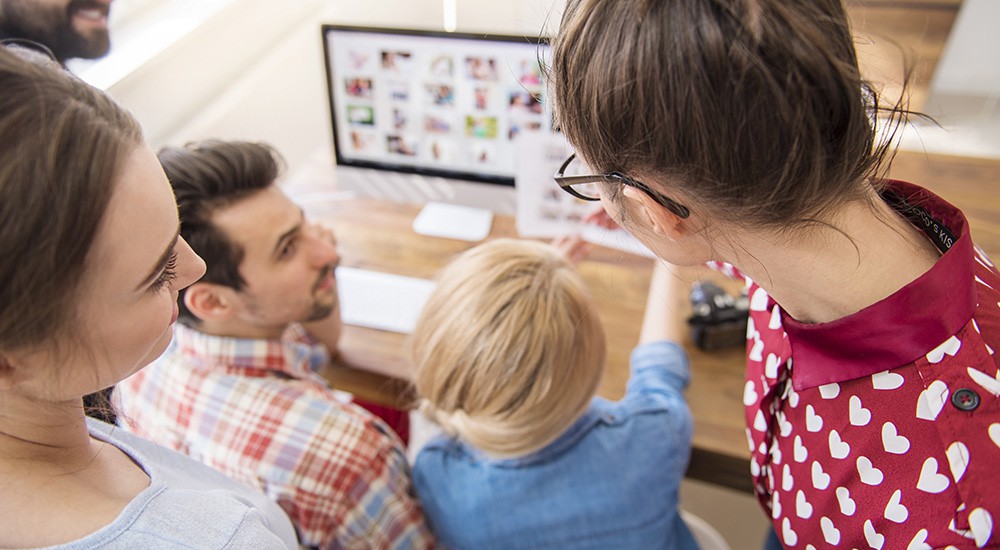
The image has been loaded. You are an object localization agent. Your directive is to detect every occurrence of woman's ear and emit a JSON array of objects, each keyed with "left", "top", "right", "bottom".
[
  {"left": 621, "top": 186, "right": 687, "bottom": 241},
  {"left": 183, "top": 283, "right": 236, "bottom": 322}
]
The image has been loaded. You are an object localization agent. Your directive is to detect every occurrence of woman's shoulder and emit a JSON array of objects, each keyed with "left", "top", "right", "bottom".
[
  {"left": 57, "top": 486, "right": 294, "bottom": 549},
  {"left": 83, "top": 419, "right": 298, "bottom": 549}
]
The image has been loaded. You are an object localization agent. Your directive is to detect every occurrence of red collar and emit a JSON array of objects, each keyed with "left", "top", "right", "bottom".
[{"left": 782, "top": 180, "right": 976, "bottom": 390}]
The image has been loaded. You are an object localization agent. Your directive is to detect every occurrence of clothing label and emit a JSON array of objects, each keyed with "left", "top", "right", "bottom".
[{"left": 883, "top": 190, "right": 956, "bottom": 253}]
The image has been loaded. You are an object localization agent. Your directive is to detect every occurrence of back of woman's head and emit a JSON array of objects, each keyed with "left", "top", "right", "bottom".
[
  {"left": 412, "top": 238, "right": 606, "bottom": 459},
  {"left": 552, "top": 0, "right": 889, "bottom": 228},
  {"left": 0, "top": 48, "right": 143, "bottom": 352}
]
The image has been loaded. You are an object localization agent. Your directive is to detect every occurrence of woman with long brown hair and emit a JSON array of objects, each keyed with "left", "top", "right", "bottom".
[
  {"left": 551, "top": 0, "right": 1000, "bottom": 547},
  {"left": 0, "top": 47, "right": 297, "bottom": 548}
]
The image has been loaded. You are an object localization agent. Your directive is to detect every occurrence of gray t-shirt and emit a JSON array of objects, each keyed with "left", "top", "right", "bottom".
[{"left": 43, "top": 419, "right": 298, "bottom": 549}]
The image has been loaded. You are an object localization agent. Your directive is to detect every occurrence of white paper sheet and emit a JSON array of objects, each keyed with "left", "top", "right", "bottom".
[{"left": 514, "top": 133, "right": 654, "bottom": 258}]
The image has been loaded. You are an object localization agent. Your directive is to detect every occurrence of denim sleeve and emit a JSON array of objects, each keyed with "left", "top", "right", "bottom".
[{"left": 626, "top": 340, "right": 691, "bottom": 400}]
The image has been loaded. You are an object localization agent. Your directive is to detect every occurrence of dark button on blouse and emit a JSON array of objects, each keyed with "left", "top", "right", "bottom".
[{"left": 952, "top": 388, "right": 981, "bottom": 411}]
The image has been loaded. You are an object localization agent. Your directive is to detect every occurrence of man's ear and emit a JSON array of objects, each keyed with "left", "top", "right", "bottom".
[
  {"left": 183, "top": 282, "right": 238, "bottom": 322},
  {"left": 621, "top": 185, "right": 687, "bottom": 241}
]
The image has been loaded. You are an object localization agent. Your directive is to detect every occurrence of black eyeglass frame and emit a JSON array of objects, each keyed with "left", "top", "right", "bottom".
[{"left": 554, "top": 153, "right": 690, "bottom": 219}]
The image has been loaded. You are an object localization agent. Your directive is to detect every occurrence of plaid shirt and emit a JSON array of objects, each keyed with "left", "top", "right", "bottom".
[{"left": 117, "top": 323, "right": 433, "bottom": 549}]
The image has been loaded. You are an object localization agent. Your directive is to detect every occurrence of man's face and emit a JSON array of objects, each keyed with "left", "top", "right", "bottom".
[
  {"left": 211, "top": 186, "right": 341, "bottom": 334},
  {"left": 0, "top": 0, "right": 112, "bottom": 62}
]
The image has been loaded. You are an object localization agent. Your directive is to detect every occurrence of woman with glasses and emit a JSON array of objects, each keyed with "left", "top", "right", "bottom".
[
  {"left": 551, "top": 1, "right": 1000, "bottom": 548},
  {"left": 410, "top": 237, "right": 698, "bottom": 549},
  {"left": 0, "top": 48, "right": 296, "bottom": 548}
]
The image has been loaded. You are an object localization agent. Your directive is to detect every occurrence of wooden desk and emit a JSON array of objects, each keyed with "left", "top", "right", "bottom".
[
  {"left": 292, "top": 149, "right": 998, "bottom": 495},
  {"left": 302, "top": 198, "right": 752, "bottom": 492}
]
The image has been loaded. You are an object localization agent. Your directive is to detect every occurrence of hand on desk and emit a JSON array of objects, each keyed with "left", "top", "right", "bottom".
[
  {"left": 551, "top": 233, "right": 593, "bottom": 264},
  {"left": 583, "top": 206, "right": 619, "bottom": 230}
]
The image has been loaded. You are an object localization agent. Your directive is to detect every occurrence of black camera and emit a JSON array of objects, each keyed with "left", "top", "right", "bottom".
[{"left": 687, "top": 282, "right": 749, "bottom": 351}]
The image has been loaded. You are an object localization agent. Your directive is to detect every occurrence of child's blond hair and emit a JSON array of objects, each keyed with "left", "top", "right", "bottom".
[{"left": 412, "top": 238, "right": 606, "bottom": 458}]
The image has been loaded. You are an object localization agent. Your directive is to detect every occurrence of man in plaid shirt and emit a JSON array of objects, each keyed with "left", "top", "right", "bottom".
[{"left": 116, "top": 140, "right": 433, "bottom": 549}]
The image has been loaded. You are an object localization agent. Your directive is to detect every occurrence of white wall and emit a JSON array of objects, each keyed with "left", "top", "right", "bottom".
[
  {"left": 929, "top": 0, "right": 1000, "bottom": 98},
  {"left": 90, "top": 0, "right": 566, "bottom": 211},
  {"left": 899, "top": 0, "right": 1000, "bottom": 158}
]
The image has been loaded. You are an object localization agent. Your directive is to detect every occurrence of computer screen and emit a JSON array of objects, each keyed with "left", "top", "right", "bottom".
[{"left": 321, "top": 25, "right": 554, "bottom": 186}]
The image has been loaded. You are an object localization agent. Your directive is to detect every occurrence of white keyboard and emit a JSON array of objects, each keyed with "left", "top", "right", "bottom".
[{"left": 336, "top": 266, "right": 437, "bottom": 333}]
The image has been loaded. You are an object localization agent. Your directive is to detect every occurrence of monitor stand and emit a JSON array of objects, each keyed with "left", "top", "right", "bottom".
[{"left": 412, "top": 201, "right": 494, "bottom": 242}]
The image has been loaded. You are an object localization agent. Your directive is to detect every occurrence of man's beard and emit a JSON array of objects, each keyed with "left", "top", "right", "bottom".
[
  {"left": 306, "top": 266, "right": 338, "bottom": 321},
  {"left": 305, "top": 300, "right": 336, "bottom": 322},
  {"left": 0, "top": 0, "right": 110, "bottom": 62}
]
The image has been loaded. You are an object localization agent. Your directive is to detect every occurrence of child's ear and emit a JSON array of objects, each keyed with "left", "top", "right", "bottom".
[
  {"left": 183, "top": 283, "right": 237, "bottom": 322},
  {"left": 621, "top": 186, "right": 687, "bottom": 241}
]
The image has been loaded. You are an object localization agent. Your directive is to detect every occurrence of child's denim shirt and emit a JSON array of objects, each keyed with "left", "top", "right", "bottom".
[{"left": 413, "top": 341, "right": 699, "bottom": 550}]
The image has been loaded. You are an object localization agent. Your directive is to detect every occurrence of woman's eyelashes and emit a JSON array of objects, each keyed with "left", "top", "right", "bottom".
[{"left": 151, "top": 251, "right": 178, "bottom": 291}]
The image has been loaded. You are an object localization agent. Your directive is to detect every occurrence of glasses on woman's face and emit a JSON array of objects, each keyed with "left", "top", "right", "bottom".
[
  {"left": 1, "top": 38, "right": 59, "bottom": 64},
  {"left": 553, "top": 153, "right": 690, "bottom": 219}
]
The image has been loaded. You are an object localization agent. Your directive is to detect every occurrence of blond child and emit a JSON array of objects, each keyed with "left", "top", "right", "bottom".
[{"left": 410, "top": 238, "right": 697, "bottom": 549}]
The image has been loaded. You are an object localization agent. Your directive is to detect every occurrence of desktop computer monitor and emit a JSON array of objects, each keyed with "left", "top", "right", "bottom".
[{"left": 320, "top": 25, "right": 555, "bottom": 188}]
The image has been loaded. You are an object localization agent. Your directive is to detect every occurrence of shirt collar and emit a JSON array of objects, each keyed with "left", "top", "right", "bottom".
[
  {"left": 784, "top": 180, "right": 976, "bottom": 390},
  {"left": 171, "top": 322, "right": 329, "bottom": 380}
]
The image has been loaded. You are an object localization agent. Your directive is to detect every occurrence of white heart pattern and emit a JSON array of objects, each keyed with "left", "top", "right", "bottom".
[
  {"left": 794, "top": 435, "right": 808, "bottom": 463},
  {"left": 949, "top": 515, "right": 975, "bottom": 540},
  {"left": 820, "top": 516, "right": 841, "bottom": 545},
  {"left": 777, "top": 411, "right": 793, "bottom": 437},
  {"left": 884, "top": 489, "right": 909, "bottom": 523},
  {"left": 744, "top": 380, "right": 759, "bottom": 406},
  {"left": 916, "top": 457, "right": 950, "bottom": 494},
  {"left": 872, "top": 370, "right": 905, "bottom": 390},
  {"left": 977, "top": 248, "right": 996, "bottom": 267},
  {"left": 990, "top": 423, "right": 1000, "bottom": 449},
  {"left": 829, "top": 429, "right": 851, "bottom": 460},
  {"left": 836, "top": 486, "right": 856, "bottom": 516},
  {"left": 812, "top": 461, "right": 831, "bottom": 490},
  {"left": 765, "top": 353, "right": 781, "bottom": 379},
  {"left": 968, "top": 367, "right": 1000, "bottom": 397},
  {"left": 749, "top": 333, "right": 764, "bottom": 362},
  {"left": 969, "top": 507, "right": 994, "bottom": 548},
  {"left": 750, "top": 286, "right": 769, "bottom": 311},
  {"left": 782, "top": 463, "right": 794, "bottom": 491},
  {"left": 882, "top": 422, "right": 911, "bottom": 454},
  {"left": 769, "top": 305, "right": 782, "bottom": 329},
  {"left": 770, "top": 440, "right": 783, "bottom": 465},
  {"left": 916, "top": 380, "right": 949, "bottom": 421},
  {"left": 782, "top": 517, "right": 798, "bottom": 547},
  {"left": 926, "top": 335, "right": 962, "bottom": 364},
  {"left": 806, "top": 405, "right": 823, "bottom": 432},
  {"left": 788, "top": 384, "right": 800, "bottom": 408},
  {"left": 907, "top": 529, "right": 931, "bottom": 550},
  {"left": 771, "top": 490, "right": 782, "bottom": 519},
  {"left": 865, "top": 519, "right": 885, "bottom": 549},
  {"left": 754, "top": 409, "right": 767, "bottom": 432},
  {"left": 946, "top": 441, "right": 970, "bottom": 483},
  {"left": 850, "top": 395, "right": 872, "bottom": 426},
  {"left": 795, "top": 490, "right": 813, "bottom": 519},
  {"left": 857, "top": 456, "right": 884, "bottom": 485},
  {"left": 819, "top": 382, "right": 840, "bottom": 399}
]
